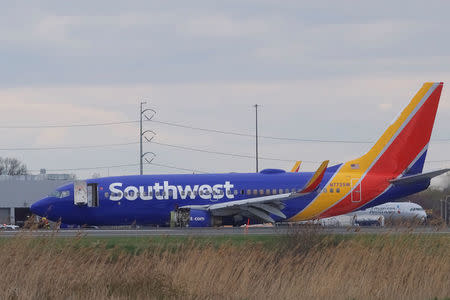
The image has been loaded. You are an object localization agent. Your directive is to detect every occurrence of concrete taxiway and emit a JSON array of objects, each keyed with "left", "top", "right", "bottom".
[{"left": 0, "top": 226, "right": 448, "bottom": 238}]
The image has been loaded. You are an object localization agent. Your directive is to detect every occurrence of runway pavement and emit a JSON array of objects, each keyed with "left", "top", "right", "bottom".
[{"left": 0, "top": 226, "right": 448, "bottom": 238}]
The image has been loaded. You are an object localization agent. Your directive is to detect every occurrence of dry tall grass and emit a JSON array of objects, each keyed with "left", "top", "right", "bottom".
[{"left": 0, "top": 232, "right": 448, "bottom": 299}]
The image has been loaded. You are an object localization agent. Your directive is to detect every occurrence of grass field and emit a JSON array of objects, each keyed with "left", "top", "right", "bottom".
[{"left": 0, "top": 229, "right": 449, "bottom": 299}]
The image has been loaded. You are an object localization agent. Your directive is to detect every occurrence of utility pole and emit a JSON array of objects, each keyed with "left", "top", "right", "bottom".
[
  {"left": 255, "top": 104, "right": 259, "bottom": 173},
  {"left": 140, "top": 102, "right": 146, "bottom": 175},
  {"left": 139, "top": 102, "right": 156, "bottom": 175}
]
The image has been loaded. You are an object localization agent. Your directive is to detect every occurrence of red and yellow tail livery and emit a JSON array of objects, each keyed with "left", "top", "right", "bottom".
[{"left": 291, "top": 82, "right": 445, "bottom": 221}]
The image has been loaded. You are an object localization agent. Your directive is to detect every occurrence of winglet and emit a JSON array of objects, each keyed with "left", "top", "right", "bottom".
[
  {"left": 298, "top": 160, "right": 329, "bottom": 193},
  {"left": 290, "top": 161, "right": 302, "bottom": 172}
]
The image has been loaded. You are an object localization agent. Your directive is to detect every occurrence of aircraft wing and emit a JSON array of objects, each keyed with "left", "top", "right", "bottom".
[
  {"left": 390, "top": 168, "right": 449, "bottom": 185},
  {"left": 182, "top": 161, "right": 329, "bottom": 223}
]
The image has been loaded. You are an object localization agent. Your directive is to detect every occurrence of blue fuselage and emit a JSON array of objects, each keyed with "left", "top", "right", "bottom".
[{"left": 30, "top": 165, "right": 429, "bottom": 226}]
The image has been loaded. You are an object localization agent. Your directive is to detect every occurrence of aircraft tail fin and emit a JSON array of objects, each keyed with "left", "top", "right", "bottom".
[
  {"left": 347, "top": 82, "right": 443, "bottom": 177},
  {"left": 290, "top": 161, "right": 302, "bottom": 172}
]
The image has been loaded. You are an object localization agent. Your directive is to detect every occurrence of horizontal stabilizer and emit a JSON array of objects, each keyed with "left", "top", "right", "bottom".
[{"left": 390, "top": 169, "right": 449, "bottom": 185}]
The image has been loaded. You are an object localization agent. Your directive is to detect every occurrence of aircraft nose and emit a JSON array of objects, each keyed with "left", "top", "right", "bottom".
[{"left": 30, "top": 197, "right": 52, "bottom": 217}]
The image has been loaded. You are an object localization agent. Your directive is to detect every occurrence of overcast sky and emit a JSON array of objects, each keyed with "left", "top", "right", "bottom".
[{"left": 0, "top": 1, "right": 449, "bottom": 186}]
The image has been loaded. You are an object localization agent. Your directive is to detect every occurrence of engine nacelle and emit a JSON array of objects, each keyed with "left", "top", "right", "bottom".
[{"left": 189, "top": 209, "right": 212, "bottom": 227}]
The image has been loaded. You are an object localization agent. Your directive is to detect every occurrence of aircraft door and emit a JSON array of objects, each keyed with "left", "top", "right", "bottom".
[
  {"left": 351, "top": 179, "right": 362, "bottom": 202},
  {"left": 74, "top": 181, "right": 88, "bottom": 206},
  {"left": 87, "top": 183, "right": 99, "bottom": 207},
  {"left": 74, "top": 181, "right": 99, "bottom": 207}
]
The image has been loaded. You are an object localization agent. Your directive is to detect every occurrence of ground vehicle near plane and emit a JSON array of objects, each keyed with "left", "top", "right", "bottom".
[
  {"left": 31, "top": 83, "right": 449, "bottom": 227},
  {"left": 0, "top": 224, "right": 19, "bottom": 230}
]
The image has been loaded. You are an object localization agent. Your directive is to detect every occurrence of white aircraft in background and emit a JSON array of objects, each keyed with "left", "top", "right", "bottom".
[
  {"left": 318, "top": 202, "right": 427, "bottom": 226},
  {"left": 351, "top": 202, "right": 427, "bottom": 221}
]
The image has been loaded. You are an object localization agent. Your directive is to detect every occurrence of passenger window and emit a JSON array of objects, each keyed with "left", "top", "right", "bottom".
[
  {"left": 272, "top": 189, "right": 277, "bottom": 195},
  {"left": 336, "top": 188, "right": 340, "bottom": 193},
  {"left": 330, "top": 188, "right": 334, "bottom": 193},
  {"left": 265, "top": 189, "right": 271, "bottom": 195},
  {"left": 234, "top": 190, "right": 238, "bottom": 195},
  {"left": 279, "top": 189, "right": 283, "bottom": 194},
  {"left": 104, "top": 192, "right": 109, "bottom": 198},
  {"left": 241, "top": 189, "right": 244, "bottom": 195},
  {"left": 247, "top": 190, "right": 251, "bottom": 195},
  {"left": 253, "top": 189, "right": 258, "bottom": 196},
  {"left": 285, "top": 189, "right": 289, "bottom": 193},
  {"left": 259, "top": 189, "right": 264, "bottom": 196}
]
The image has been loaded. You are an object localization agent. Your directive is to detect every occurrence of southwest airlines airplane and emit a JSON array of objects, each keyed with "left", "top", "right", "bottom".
[{"left": 31, "top": 82, "right": 449, "bottom": 227}]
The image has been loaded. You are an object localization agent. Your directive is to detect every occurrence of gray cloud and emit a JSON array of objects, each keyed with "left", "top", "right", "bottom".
[
  {"left": 2, "top": 1, "right": 450, "bottom": 86},
  {"left": 0, "top": 1, "right": 448, "bottom": 180}
]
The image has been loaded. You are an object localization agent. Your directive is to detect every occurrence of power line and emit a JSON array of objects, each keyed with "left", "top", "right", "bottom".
[
  {"left": 0, "top": 141, "right": 139, "bottom": 151},
  {"left": 149, "top": 162, "right": 208, "bottom": 173},
  {"left": 150, "top": 141, "right": 450, "bottom": 165},
  {"left": 1, "top": 137, "right": 448, "bottom": 166},
  {"left": 0, "top": 118, "right": 449, "bottom": 143},
  {"left": 0, "top": 138, "right": 319, "bottom": 162},
  {"left": 29, "top": 161, "right": 208, "bottom": 174},
  {"left": 0, "top": 120, "right": 140, "bottom": 129},
  {"left": 150, "top": 119, "right": 450, "bottom": 143},
  {"left": 152, "top": 141, "right": 318, "bottom": 163}
]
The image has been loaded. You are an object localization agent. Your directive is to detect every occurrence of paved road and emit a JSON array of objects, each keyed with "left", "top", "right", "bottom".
[{"left": 0, "top": 226, "right": 448, "bottom": 238}]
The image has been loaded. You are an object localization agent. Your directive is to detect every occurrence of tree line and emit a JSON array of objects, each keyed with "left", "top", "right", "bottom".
[{"left": 0, "top": 157, "right": 27, "bottom": 175}]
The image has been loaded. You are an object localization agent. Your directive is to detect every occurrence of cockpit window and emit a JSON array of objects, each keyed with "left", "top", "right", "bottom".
[
  {"left": 49, "top": 191, "right": 62, "bottom": 198},
  {"left": 60, "top": 190, "right": 70, "bottom": 198},
  {"left": 49, "top": 190, "right": 70, "bottom": 198}
]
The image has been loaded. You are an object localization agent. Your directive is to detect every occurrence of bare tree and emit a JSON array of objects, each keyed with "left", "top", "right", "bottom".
[{"left": 0, "top": 157, "right": 27, "bottom": 175}]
